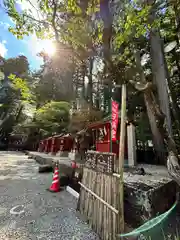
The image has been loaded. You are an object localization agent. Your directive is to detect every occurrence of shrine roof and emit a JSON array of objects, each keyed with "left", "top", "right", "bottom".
[
  {"left": 52, "top": 133, "right": 64, "bottom": 138},
  {"left": 87, "top": 111, "right": 132, "bottom": 128},
  {"left": 88, "top": 111, "right": 128, "bottom": 128},
  {"left": 53, "top": 133, "right": 72, "bottom": 138}
]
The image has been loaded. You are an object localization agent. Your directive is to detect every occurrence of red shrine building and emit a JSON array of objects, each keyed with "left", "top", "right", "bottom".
[{"left": 38, "top": 114, "right": 136, "bottom": 166}]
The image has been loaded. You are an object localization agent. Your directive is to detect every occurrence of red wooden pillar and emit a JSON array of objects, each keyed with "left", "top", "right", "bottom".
[
  {"left": 60, "top": 138, "right": 64, "bottom": 152},
  {"left": 54, "top": 137, "right": 58, "bottom": 154},
  {"left": 56, "top": 137, "right": 60, "bottom": 153},
  {"left": 51, "top": 137, "right": 56, "bottom": 155},
  {"left": 48, "top": 138, "right": 52, "bottom": 153},
  {"left": 70, "top": 137, "right": 74, "bottom": 152}
]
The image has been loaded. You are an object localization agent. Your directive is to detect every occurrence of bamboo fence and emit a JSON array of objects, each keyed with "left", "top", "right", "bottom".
[{"left": 78, "top": 151, "right": 119, "bottom": 240}]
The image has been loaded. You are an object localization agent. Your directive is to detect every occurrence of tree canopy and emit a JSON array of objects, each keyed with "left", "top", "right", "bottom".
[{"left": 34, "top": 101, "right": 70, "bottom": 135}]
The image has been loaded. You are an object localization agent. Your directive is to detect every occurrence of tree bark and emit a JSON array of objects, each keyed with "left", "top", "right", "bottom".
[
  {"left": 143, "top": 91, "right": 166, "bottom": 164},
  {"left": 100, "top": 0, "right": 113, "bottom": 69},
  {"left": 150, "top": 29, "right": 173, "bottom": 137},
  {"left": 88, "top": 57, "right": 93, "bottom": 107},
  {"left": 172, "top": 0, "right": 180, "bottom": 41},
  {"left": 163, "top": 47, "right": 180, "bottom": 138},
  {"left": 134, "top": 47, "right": 166, "bottom": 163},
  {"left": 81, "top": 62, "right": 87, "bottom": 99}
]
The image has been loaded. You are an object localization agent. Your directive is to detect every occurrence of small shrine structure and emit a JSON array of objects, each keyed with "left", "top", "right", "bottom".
[
  {"left": 38, "top": 133, "right": 74, "bottom": 156},
  {"left": 73, "top": 113, "right": 137, "bottom": 166}
]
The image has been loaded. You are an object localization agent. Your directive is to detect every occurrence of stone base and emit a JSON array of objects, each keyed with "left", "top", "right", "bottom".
[
  {"left": 38, "top": 164, "right": 53, "bottom": 173},
  {"left": 68, "top": 152, "right": 82, "bottom": 162},
  {"left": 123, "top": 164, "right": 178, "bottom": 227},
  {"left": 60, "top": 175, "right": 71, "bottom": 187},
  {"left": 32, "top": 154, "right": 53, "bottom": 165},
  {"left": 56, "top": 151, "right": 69, "bottom": 157},
  {"left": 68, "top": 152, "right": 76, "bottom": 161},
  {"left": 28, "top": 152, "right": 74, "bottom": 179}
]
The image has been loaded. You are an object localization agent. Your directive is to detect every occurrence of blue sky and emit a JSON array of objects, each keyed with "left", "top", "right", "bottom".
[{"left": 0, "top": 6, "right": 43, "bottom": 70}]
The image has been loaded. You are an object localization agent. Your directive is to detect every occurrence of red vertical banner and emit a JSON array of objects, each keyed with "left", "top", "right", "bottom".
[{"left": 111, "top": 100, "right": 119, "bottom": 141}]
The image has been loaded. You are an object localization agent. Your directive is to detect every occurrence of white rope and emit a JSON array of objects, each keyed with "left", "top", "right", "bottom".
[{"left": 78, "top": 182, "right": 119, "bottom": 214}]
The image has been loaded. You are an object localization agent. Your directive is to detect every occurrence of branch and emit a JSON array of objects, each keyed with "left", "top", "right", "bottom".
[
  {"left": 26, "top": 0, "right": 42, "bottom": 21},
  {"left": 130, "top": 80, "right": 153, "bottom": 92},
  {"left": 167, "top": 151, "right": 180, "bottom": 187},
  {"left": 23, "top": 14, "right": 49, "bottom": 26},
  {"left": 51, "top": 0, "right": 59, "bottom": 42}
]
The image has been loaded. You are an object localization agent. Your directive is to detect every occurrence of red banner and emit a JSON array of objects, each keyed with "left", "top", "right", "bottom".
[{"left": 111, "top": 101, "right": 119, "bottom": 141}]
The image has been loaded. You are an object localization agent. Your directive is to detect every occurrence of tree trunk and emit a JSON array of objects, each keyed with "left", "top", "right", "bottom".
[
  {"left": 166, "top": 76, "right": 180, "bottom": 139},
  {"left": 134, "top": 47, "right": 166, "bottom": 163},
  {"left": 81, "top": 62, "right": 87, "bottom": 99},
  {"left": 150, "top": 29, "right": 173, "bottom": 137},
  {"left": 15, "top": 104, "right": 23, "bottom": 122},
  {"left": 88, "top": 57, "right": 93, "bottom": 107},
  {"left": 100, "top": 0, "right": 113, "bottom": 68},
  {"left": 164, "top": 49, "right": 180, "bottom": 138},
  {"left": 144, "top": 91, "right": 166, "bottom": 164},
  {"left": 172, "top": 0, "right": 180, "bottom": 41}
]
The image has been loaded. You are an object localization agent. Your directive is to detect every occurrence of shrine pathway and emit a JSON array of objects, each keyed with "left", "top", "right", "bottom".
[{"left": 0, "top": 151, "right": 99, "bottom": 240}]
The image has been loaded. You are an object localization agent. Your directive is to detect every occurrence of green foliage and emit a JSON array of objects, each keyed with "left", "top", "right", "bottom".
[
  {"left": 114, "top": 4, "right": 152, "bottom": 48},
  {"left": 8, "top": 74, "right": 31, "bottom": 101},
  {"left": 67, "top": 0, "right": 82, "bottom": 14},
  {"left": 31, "top": 61, "right": 75, "bottom": 106},
  {"left": 33, "top": 101, "right": 70, "bottom": 135},
  {"left": 0, "top": 55, "right": 29, "bottom": 75},
  {"left": 0, "top": 54, "right": 34, "bottom": 142},
  {"left": 0, "top": 55, "right": 31, "bottom": 102},
  {"left": 69, "top": 103, "right": 103, "bottom": 133}
]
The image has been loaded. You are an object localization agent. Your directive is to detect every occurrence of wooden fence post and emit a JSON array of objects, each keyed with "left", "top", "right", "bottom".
[{"left": 117, "top": 84, "right": 126, "bottom": 235}]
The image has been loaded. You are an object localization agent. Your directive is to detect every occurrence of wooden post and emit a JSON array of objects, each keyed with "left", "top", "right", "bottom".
[
  {"left": 110, "top": 98, "right": 113, "bottom": 152},
  {"left": 127, "top": 123, "right": 137, "bottom": 166},
  {"left": 117, "top": 84, "right": 126, "bottom": 235}
]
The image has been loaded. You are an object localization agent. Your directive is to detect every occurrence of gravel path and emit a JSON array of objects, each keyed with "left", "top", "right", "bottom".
[{"left": 0, "top": 151, "right": 100, "bottom": 240}]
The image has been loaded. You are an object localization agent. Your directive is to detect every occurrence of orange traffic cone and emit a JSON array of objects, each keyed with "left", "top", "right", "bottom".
[{"left": 48, "top": 164, "right": 61, "bottom": 192}]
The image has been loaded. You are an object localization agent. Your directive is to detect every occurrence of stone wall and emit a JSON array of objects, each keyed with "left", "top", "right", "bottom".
[
  {"left": 28, "top": 152, "right": 74, "bottom": 177},
  {"left": 123, "top": 165, "right": 178, "bottom": 227}
]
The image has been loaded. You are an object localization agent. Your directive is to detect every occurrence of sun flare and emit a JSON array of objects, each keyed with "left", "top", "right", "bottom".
[{"left": 41, "top": 39, "right": 56, "bottom": 57}]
